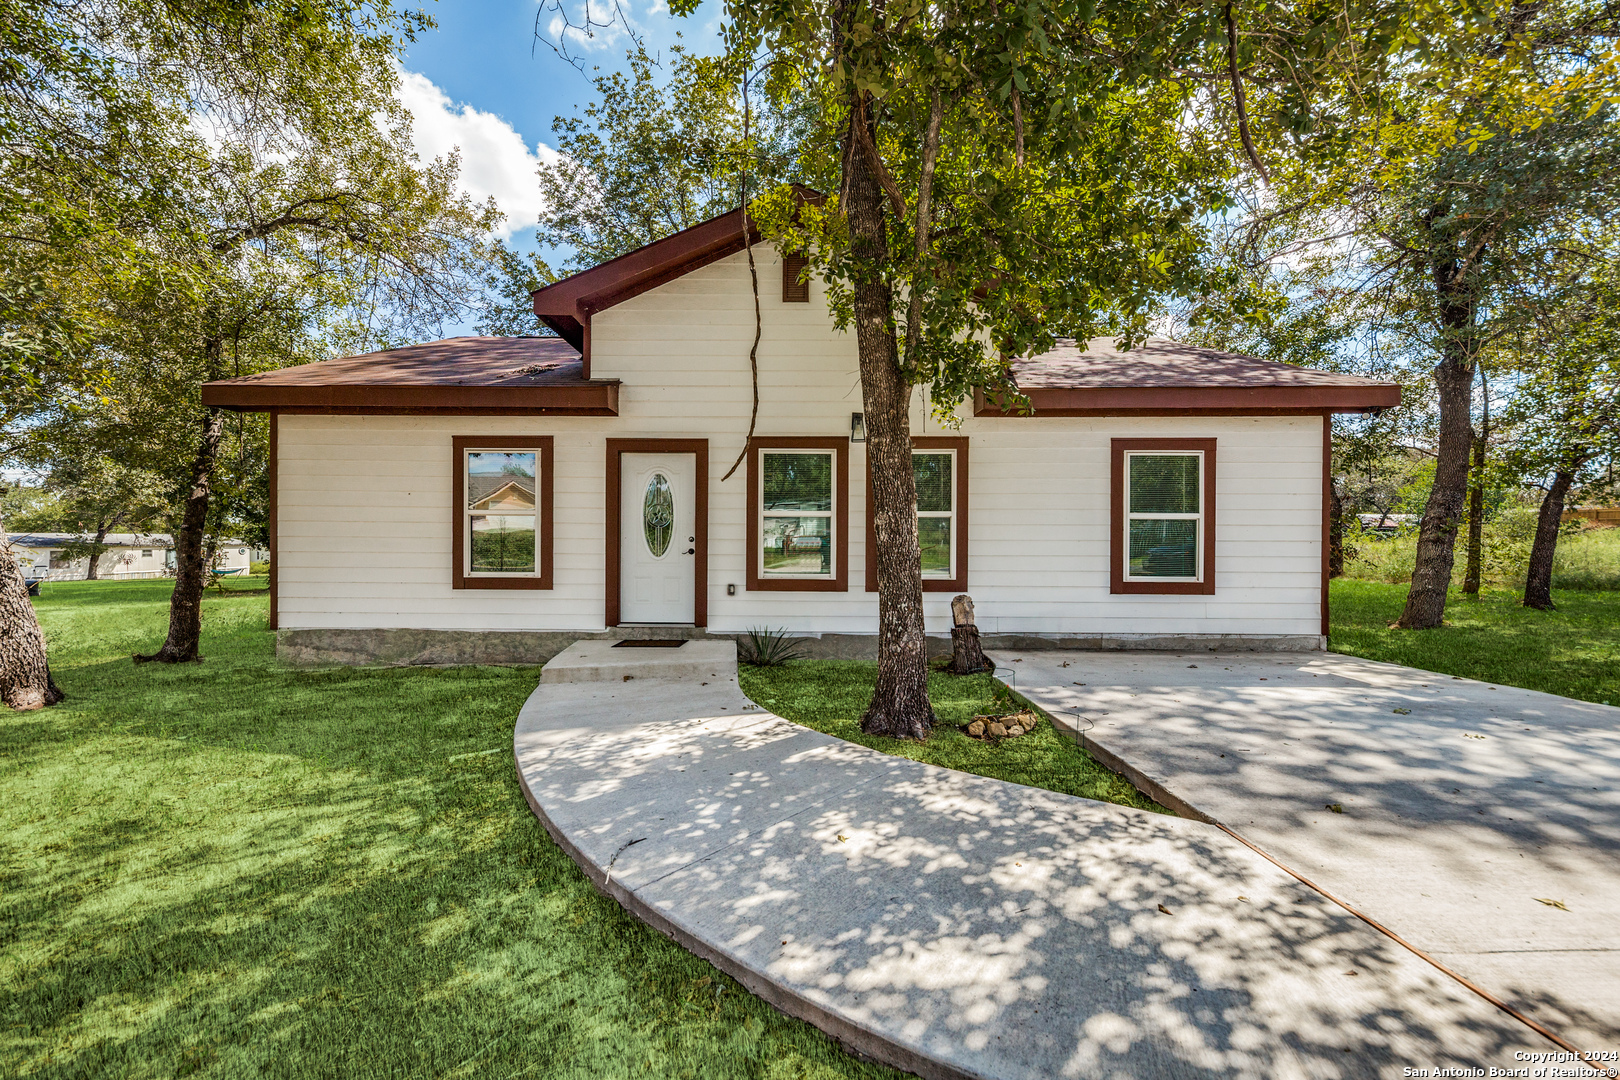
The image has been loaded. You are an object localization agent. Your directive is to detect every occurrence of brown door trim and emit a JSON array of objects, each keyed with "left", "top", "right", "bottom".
[{"left": 606, "top": 438, "right": 709, "bottom": 627}]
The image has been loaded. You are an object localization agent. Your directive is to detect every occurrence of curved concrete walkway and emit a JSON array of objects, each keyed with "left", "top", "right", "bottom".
[{"left": 513, "top": 645, "right": 1546, "bottom": 1080}]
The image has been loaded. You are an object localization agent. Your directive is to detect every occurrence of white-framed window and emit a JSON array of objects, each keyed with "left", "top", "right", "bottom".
[
  {"left": 913, "top": 449, "right": 955, "bottom": 578},
  {"left": 1124, "top": 450, "right": 1203, "bottom": 581},
  {"left": 464, "top": 448, "right": 539, "bottom": 576},
  {"left": 760, "top": 449, "right": 835, "bottom": 578}
]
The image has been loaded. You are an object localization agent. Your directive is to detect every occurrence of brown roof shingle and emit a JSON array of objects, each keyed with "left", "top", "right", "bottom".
[
  {"left": 981, "top": 337, "right": 1399, "bottom": 414},
  {"left": 201, "top": 337, "right": 618, "bottom": 414}
]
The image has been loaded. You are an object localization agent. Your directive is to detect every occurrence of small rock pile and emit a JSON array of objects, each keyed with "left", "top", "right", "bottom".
[{"left": 965, "top": 709, "right": 1041, "bottom": 740}]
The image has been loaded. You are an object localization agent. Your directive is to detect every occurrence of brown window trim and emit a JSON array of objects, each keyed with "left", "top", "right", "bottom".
[
  {"left": 747, "top": 437, "right": 850, "bottom": 592},
  {"left": 1110, "top": 437, "right": 1216, "bottom": 595},
  {"left": 865, "top": 436, "right": 969, "bottom": 593},
  {"left": 605, "top": 438, "right": 709, "bottom": 627},
  {"left": 782, "top": 252, "right": 810, "bottom": 302},
  {"left": 452, "top": 435, "right": 555, "bottom": 590}
]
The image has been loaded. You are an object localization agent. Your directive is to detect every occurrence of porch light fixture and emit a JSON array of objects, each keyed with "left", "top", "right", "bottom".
[{"left": 851, "top": 412, "right": 865, "bottom": 442}]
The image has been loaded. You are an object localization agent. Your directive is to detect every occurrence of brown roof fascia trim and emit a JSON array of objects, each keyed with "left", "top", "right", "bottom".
[
  {"left": 202, "top": 383, "right": 619, "bottom": 415},
  {"left": 974, "top": 385, "right": 1399, "bottom": 416},
  {"left": 534, "top": 211, "right": 756, "bottom": 319}
]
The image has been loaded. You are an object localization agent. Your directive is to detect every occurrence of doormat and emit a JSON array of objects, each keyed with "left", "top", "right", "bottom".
[{"left": 611, "top": 639, "right": 687, "bottom": 648}]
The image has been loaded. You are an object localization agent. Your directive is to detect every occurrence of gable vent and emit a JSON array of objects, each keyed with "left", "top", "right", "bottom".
[{"left": 782, "top": 252, "right": 810, "bottom": 303}]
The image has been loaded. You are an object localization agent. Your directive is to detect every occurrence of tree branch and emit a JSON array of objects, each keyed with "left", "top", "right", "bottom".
[
  {"left": 1223, "top": 1, "right": 1271, "bottom": 183},
  {"left": 854, "top": 94, "right": 908, "bottom": 218},
  {"left": 905, "top": 88, "right": 944, "bottom": 371}
]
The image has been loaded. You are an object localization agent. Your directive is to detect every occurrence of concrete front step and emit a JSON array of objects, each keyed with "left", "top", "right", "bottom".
[{"left": 539, "top": 638, "right": 737, "bottom": 684}]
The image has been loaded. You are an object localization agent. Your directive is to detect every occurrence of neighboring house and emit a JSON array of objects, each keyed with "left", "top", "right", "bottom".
[
  {"left": 201, "top": 207, "right": 1399, "bottom": 665},
  {"left": 1356, "top": 513, "right": 1420, "bottom": 536},
  {"left": 9, "top": 533, "right": 253, "bottom": 582}
]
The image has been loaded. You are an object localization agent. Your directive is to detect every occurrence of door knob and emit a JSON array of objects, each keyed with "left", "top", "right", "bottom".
[{"left": 684, "top": 548, "right": 695, "bottom": 555}]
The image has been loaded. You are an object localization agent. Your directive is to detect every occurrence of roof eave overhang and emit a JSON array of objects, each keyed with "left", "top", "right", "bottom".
[
  {"left": 973, "top": 384, "right": 1401, "bottom": 416},
  {"left": 532, "top": 209, "right": 758, "bottom": 327},
  {"left": 201, "top": 382, "right": 620, "bottom": 415}
]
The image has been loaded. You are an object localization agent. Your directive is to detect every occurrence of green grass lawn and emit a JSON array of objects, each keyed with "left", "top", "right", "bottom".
[
  {"left": 737, "top": 662, "right": 1166, "bottom": 813},
  {"left": 1329, "top": 578, "right": 1620, "bottom": 705},
  {"left": 9, "top": 576, "right": 1614, "bottom": 1078},
  {"left": 2, "top": 579, "right": 897, "bottom": 1080}
]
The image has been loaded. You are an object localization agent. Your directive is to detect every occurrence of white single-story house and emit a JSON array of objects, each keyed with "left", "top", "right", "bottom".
[
  {"left": 9, "top": 533, "right": 254, "bottom": 582},
  {"left": 201, "top": 207, "right": 1398, "bottom": 665}
]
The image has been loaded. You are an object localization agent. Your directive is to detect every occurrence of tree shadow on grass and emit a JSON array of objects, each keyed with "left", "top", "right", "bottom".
[{"left": 0, "top": 738, "right": 905, "bottom": 1080}]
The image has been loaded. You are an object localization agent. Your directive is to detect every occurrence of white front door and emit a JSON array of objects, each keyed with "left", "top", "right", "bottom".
[{"left": 621, "top": 452, "right": 696, "bottom": 623}]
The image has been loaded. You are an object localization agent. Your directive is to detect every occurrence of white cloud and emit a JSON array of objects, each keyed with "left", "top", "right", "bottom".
[{"left": 398, "top": 70, "right": 558, "bottom": 237}]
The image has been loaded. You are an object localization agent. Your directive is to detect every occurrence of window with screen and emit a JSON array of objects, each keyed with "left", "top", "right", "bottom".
[
  {"left": 466, "top": 450, "right": 537, "bottom": 575},
  {"left": 914, "top": 451, "right": 955, "bottom": 578},
  {"left": 761, "top": 451, "right": 834, "bottom": 577},
  {"left": 453, "top": 436, "right": 553, "bottom": 590},
  {"left": 747, "top": 437, "right": 849, "bottom": 591},
  {"left": 1111, "top": 438, "right": 1215, "bottom": 595},
  {"left": 1125, "top": 452, "right": 1201, "bottom": 580},
  {"left": 865, "top": 436, "right": 968, "bottom": 592}
]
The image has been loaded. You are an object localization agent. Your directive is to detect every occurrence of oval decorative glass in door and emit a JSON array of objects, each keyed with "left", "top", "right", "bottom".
[{"left": 643, "top": 473, "right": 674, "bottom": 557}]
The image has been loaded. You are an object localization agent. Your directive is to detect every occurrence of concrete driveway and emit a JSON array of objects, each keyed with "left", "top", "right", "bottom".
[{"left": 994, "top": 650, "right": 1620, "bottom": 1053}]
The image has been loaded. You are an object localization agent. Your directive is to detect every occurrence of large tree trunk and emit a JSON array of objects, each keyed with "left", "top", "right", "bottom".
[
  {"left": 1523, "top": 468, "right": 1574, "bottom": 611},
  {"left": 136, "top": 404, "right": 225, "bottom": 663},
  {"left": 1, "top": 540, "right": 64, "bottom": 710},
  {"left": 1397, "top": 227, "right": 1478, "bottom": 629},
  {"left": 846, "top": 95, "right": 935, "bottom": 741},
  {"left": 1462, "top": 424, "right": 1486, "bottom": 595}
]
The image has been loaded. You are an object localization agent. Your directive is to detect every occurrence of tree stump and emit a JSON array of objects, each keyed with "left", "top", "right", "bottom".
[{"left": 949, "top": 594, "right": 992, "bottom": 675}]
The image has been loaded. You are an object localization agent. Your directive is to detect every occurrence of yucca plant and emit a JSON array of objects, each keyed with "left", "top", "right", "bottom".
[{"left": 738, "top": 626, "right": 806, "bottom": 666}]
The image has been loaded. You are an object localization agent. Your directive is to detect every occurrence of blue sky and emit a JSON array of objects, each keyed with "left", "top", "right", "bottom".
[{"left": 399, "top": 0, "right": 725, "bottom": 249}]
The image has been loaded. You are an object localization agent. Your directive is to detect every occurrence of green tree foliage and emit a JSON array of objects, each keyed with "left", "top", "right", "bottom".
[
  {"left": 474, "top": 242, "right": 558, "bottom": 336},
  {"left": 537, "top": 43, "right": 808, "bottom": 271},
  {"left": 661, "top": 0, "right": 1431, "bottom": 735},
  {"left": 1223, "top": 0, "right": 1620, "bottom": 628},
  {"left": 2, "top": 0, "right": 501, "bottom": 691},
  {"left": 1496, "top": 269, "right": 1620, "bottom": 608}
]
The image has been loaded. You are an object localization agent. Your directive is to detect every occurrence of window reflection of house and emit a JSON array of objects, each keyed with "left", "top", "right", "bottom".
[{"left": 467, "top": 474, "right": 537, "bottom": 513}]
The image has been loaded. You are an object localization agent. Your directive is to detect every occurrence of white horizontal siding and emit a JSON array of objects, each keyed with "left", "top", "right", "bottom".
[{"left": 276, "top": 249, "right": 1324, "bottom": 637}]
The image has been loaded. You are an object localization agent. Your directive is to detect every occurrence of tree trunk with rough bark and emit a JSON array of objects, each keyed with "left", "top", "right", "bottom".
[
  {"left": 1329, "top": 481, "right": 1345, "bottom": 578},
  {"left": 1462, "top": 425, "right": 1486, "bottom": 595},
  {"left": 136, "top": 402, "right": 225, "bottom": 663},
  {"left": 846, "top": 96, "right": 935, "bottom": 741},
  {"left": 949, "top": 595, "right": 991, "bottom": 675},
  {"left": 1397, "top": 231, "right": 1478, "bottom": 630},
  {"left": 1, "top": 540, "right": 64, "bottom": 710},
  {"left": 1523, "top": 468, "right": 1574, "bottom": 611}
]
